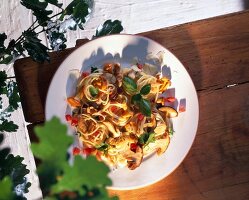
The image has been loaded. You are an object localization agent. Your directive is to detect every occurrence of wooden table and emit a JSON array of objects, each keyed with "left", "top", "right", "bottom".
[{"left": 14, "top": 11, "right": 249, "bottom": 200}]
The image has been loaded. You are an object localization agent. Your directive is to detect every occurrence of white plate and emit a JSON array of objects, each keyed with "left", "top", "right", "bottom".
[{"left": 45, "top": 34, "right": 199, "bottom": 190}]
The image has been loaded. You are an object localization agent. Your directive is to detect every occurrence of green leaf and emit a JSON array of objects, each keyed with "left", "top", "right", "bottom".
[
  {"left": 0, "top": 154, "right": 31, "bottom": 194},
  {"left": 62, "top": 0, "right": 89, "bottom": 29},
  {"left": 138, "top": 132, "right": 155, "bottom": 146},
  {"left": 168, "top": 127, "right": 174, "bottom": 138},
  {"left": 51, "top": 156, "right": 111, "bottom": 195},
  {"left": 96, "top": 143, "right": 108, "bottom": 151},
  {"left": 91, "top": 66, "right": 98, "bottom": 73},
  {"left": 140, "top": 84, "right": 151, "bottom": 95},
  {"left": 0, "top": 71, "right": 7, "bottom": 94},
  {"left": 31, "top": 117, "right": 73, "bottom": 192},
  {"left": 0, "top": 33, "right": 7, "bottom": 47},
  {"left": 0, "top": 55, "right": 13, "bottom": 64},
  {"left": 0, "top": 176, "right": 14, "bottom": 200},
  {"left": 131, "top": 93, "right": 142, "bottom": 104},
  {"left": 138, "top": 99, "right": 151, "bottom": 117},
  {"left": 0, "top": 120, "right": 18, "bottom": 132},
  {"left": 20, "top": 0, "right": 52, "bottom": 26},
  {"left": 122, "top": 76, "right": 137, "bottom": 95},
  {"left": 48, "top": 31, "right": 67, "bottom": 50},
  {"left": 89, "top": 86, "right": 99, "bottom": 97},
  {"left": 94, "top": 20, "right": 123, "bottom": 38},
  {"left": 7, "top": 81, "right": 20, "bottom": 110},
  {"left": 23, "top": 31, "right": 50, "bottom": 63},
  {"left": 45, "top": 0, "right": 62, "bottom": 7}
]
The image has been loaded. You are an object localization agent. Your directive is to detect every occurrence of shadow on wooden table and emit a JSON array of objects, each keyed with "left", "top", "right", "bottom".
[{"left": 14, "top": 11, "right": 249, "bottom": 200}]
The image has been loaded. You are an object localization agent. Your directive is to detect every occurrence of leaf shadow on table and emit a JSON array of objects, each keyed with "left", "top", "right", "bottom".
[{"left": 107, "top": 30, "right": 206, "bottom": 199}]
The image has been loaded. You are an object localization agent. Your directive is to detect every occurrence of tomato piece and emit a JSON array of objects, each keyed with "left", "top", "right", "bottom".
[
  {"left": 130, "top": 143, "right": 138, "bottom": 152},
  {"left": 137, "top": 63, "right": 143, "bottom": 69},
  {"left": 165, "top": 97, "right": 176, "bottom": 103},
  {"left": 82, "top": 147, "right": 95, "bottom": 156},
  {"left": 93, "top": 131, "right": 100, "bottom": 137},
  {"left": 65, "top": 114, "right": 72, "bottom": 121},
  {"left": 81, "top": 72, "right": 90, "bottom": 78},
  {"left": 110, "top": 106, "right": 118, "bottom": 113},
  {"left": 72, "top": 147, "right": 81, "bottom": 155},
  {"left": 71, "top": 117, "right": 78, "bottom": 126},
  {"left": 137, "top": 113, "right": 144, "bottom": 121}
]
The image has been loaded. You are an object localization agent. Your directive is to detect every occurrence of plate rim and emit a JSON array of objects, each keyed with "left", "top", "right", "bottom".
[{"left": 45, "top": 34, "right": 199, "bottom": 190}]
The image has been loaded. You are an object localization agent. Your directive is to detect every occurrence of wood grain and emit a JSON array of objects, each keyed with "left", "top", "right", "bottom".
[
  {"left": 109, "top": 83, "right": 249, "bottom": 199},
  {"left": 13, "top": 11, "right": 249, "bottom": 200}
]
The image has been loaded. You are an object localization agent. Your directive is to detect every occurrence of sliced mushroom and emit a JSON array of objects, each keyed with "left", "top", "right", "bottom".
[
  {"left": 106, "top": 134, "right": 143, "bottom": 170},
  {"left": 155, "top": 133, "right": 170, "bottom": 155},
  {"left": 159, "top": 106, "right": 178, "bottom": 118}
]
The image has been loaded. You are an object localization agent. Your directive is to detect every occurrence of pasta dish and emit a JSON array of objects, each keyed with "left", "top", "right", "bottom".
[{"left": 66, "top": 58, "right": 178, "bottom": 170}]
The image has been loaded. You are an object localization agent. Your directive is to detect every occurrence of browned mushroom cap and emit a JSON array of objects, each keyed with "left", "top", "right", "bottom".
[
  {"left": 106, "top": 134, "right": 143, "bottom": 170},
  {"left": 159, "top": 106, "right": 178, "bottom": 118},
  {"left": 126, "top": 146, "right": 143, "bottom": 170}
]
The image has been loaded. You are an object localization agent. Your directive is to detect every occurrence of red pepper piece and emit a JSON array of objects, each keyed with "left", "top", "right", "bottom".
[
  {"left": 137, "top": 113, "right": 144, "bottom": 121},
  {"left": 71, "top": 117, "right": 78, "bottom": 126},
  {"left": 72, "top": 147, "right": 81, "bottom": 155},
  {"left": 82, "top": 147, "right": 95, "bottom": 156},
  {"left": 81, "top": 72, "right": 90, "bottom": 78},
  {"left": 130, "top": 143, "right": 138, "bottom": 152},
  {"left": 165, "top": 97, "right": 176, "bottom": 103},
  {"left": 137, "top": 63, "right": 143, "bottom": 69},
  {"left": 65, "top": 114, "right": 72, "bottom": 121}
]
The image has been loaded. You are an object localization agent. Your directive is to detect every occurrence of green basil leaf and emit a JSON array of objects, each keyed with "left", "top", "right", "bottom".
[
  {"left": 138, "top": 132, "right": 155, "bottom": 146},
  {"left": 91, "top": 66, "right": 98, "bottom": 73},
  {"left": 94, "top": 20, "right": 123, "bottom": 38},
  {"left": 96, "top": 143, "right": 108, "bottom": 151},
  {"left": 131, "top": 93, "right": 142, "bottom": 104},
  {"left": 122, "top": 76, "right": 137, "bottom": 95},
  {"left": 140, "top": 84, "right": 151, "bottom": 95},
  {"left": 89, "top": 86, "right": 99, "bottom": 97},
  {"left": 138, "top": 99, "right": 151, "bottom": 117}
]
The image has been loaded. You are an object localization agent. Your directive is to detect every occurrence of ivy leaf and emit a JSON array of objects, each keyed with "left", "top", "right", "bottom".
[
  {"left": 0, "top": 71, "right": 7, "bottom": 95},
  {"left": 51, "top": 156, "right": 112, "bottom": 195},
  {"left": 0, "top": 120, "right": 18, "bottom": 132},
  {"left": 0, "top": 154, "right": 31, "bottom": 194},
  {"left": 94, "top": 20, "right": 123, "bottom": 38},
  {"left": 31, "top": 117, "right": 73, "bottom": 193},
  {"left": 7, "top": 81, "right": 20, "bottom": 111},
  {"left": 0, "top": 176, "right": 14, "bottom": 200},
  {"left": 0, "top": 55, "right": 13, "bottom": 64},
  {"left": 62, "top": 0, "right": 89, "bottom": 29},
  {"left": 0, "top": 33, "right": 7, "bottom": 47},
  {"left": 140, "top": 84, "right": 151, "bottom": 95},
  {"left": 47, "top": 31, "right": 67, "bottom": 50},
  {"left": 138, "top": 99, "right": 151, "bottom": 117},
  {"left": 122, "top": 76, "right": 137, "bottom": 95},
  {"left": 23, "top": 31, "right": 50, "bottom": 63},
  {"left": 20, "top": 0, "right": 52, "bottom": 26},
  {"left": 45, "top": 0, "right": 62, "bottom": 8}
]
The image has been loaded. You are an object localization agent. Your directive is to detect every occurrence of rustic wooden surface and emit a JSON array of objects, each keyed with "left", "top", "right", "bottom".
[{"left": 14, "top": 11, "right": 249, "bottom": 200}]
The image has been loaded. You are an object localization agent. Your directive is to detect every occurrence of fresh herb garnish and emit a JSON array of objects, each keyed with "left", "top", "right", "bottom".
[
  {"left": 130, "top": 83, "right": 152, "bottom": 117},
  {"left": 140, "top": 84, "right": 151, "bottom": 95},
  {"left": 91, "top": 66, "right": 98, "bottom": 73},
  {"left": 168, "top": 127, "right": 175, "bottom": 137},
  {"left": 138, "top": 132, "right": 155, "bottom": 146},
  {"left": 122, "top": 76, "right": 138, "bottom": 95},
  {"left": 89, "top": 86, "right": 99, "bottom": 97},
  {"left": 96, "top": 143, "right": 108, "bottom": 151}
]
